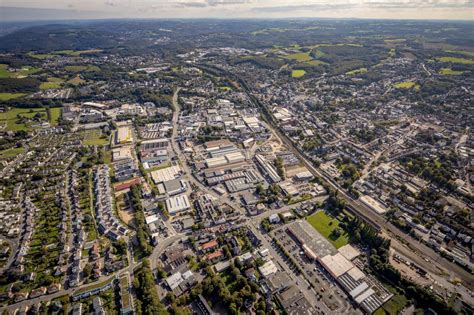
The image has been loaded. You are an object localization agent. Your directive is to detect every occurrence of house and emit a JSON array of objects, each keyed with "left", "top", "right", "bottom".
[
  {"left": 206, "top": 250, "right": 224, "bottom": 263},
  {"left": 200, "top": 240, "right": 219, "bottom": 253}
]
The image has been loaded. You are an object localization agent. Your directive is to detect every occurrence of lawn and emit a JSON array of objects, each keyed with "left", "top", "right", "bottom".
[
  {"left": 0, "top": 108, "right": 47, "bottom": 131},
  {"left": 439, "top": 68, "right": 464, "bottom": 75},
  {"left": 0, "top": 93, "right": 26, "bottom": 101},
  {"left": 394, "top": 81, "right": 420, "bottom": 90},
  {"left": 40, "top": 77, "right": 64, "bottom": 90},
  {"left": 292, "top": 69, "right": 306, "bottom": 78},
  {"left": 436, "top": 56, "right": 474, "bottom": 64},
  {"left": 374, "top": 294, "right": 408, "bottom": 315},
  {"left": 307, "top": 211, "right": 349, "bottom": 249},
  {"left": 48, "top": 107, "right": 62, "bottom": 126},
  {"left": 83, "top": 129, "right": 109, "bottom": 146},
  {"left": 0, "top": 147, "right": 25, "bottom": 159},
  {"left": 346, "top": 68, "right": 368, "bottom": 75}
]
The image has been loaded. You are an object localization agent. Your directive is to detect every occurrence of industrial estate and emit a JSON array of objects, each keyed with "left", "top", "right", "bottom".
[{"left": 0, "top": 17, "right": 472, "bottom": 315}]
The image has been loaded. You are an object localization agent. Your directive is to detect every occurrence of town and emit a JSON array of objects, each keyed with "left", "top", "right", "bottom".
[{"left": 0, "top": 18, "right": 472, "bottom": 315}]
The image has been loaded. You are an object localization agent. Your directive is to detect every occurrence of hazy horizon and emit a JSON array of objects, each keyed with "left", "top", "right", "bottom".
[{"left": 1, "top": 0, "right": 473, "bottom": 22}]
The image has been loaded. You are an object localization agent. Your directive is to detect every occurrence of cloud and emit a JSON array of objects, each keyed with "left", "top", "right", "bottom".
[{"left": 1, "top": 0, "right": 473, "bottom": 19}]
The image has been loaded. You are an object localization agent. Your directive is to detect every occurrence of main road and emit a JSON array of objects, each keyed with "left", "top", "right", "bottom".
[{"left": 197, "top": 64, "right": 474, "bottom": 290}]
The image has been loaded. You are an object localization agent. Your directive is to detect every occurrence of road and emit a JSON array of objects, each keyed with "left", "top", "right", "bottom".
[
  {"left": 170, "top": 87, "right": 352, "bottom": 312},
  {"left": 265, "top": 108, "right": 473, "bottom": 289},
  {"left": 0, "top": 258, "right": 142, "bottom": 314},
  {"left": 213, "top": 67, "right": 474, "bottom": 290}
]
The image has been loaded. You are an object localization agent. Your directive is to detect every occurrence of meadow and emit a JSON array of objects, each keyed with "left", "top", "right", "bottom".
[{"left": 307, "top": 210, "right": 349, "bottom": 249}]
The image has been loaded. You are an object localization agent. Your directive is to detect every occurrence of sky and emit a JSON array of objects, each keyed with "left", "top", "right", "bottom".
[{"left": 1, "top": 0, "right": 474, "bottom": 21}]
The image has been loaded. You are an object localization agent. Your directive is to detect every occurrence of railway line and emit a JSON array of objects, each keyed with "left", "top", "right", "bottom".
[{"left": 194, "top": 63, "right": 474, "bottom": 290}]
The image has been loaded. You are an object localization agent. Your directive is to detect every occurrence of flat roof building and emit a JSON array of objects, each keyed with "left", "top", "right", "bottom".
[
  {"left": 166, "top": 194, "right": 191, "bottom": 215},
  {"left": 151, "top": 165, "right": 182, "bottom": 184}
]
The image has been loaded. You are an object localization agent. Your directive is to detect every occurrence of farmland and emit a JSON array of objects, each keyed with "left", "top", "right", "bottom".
[
  {"left": 291, "top": 69, "right": 306, "bottom": 78},
  {"left": 394, "top": 81, "right": 420, "bottom": 90},
  {"left": 0, "top": 64, "right": 40, "bottom": 79},
  {"left": 28, "top": 49, "right": 103, "bottom": 59},
  {"left": 48, "top": 108, "right": 62, "bottom": 126},
  {"left": 439, "top": 68, "right": 464, "bottom": 75},
  {"left": 284, "top": 52, "right": 312, "bottom": 62},
  {"left": 0, "top": 107, "right": 60, "bottom": 131},
  {"left": 67, "top": 75, "right": 86, "bottom": 85},
  {"left": 0, "top": 93, "right": 26, "bottom": 101},
  {"left": 39, "top": 77, "right": 64, "bottom": 90},
  {"left": 0, "top": 147, "right": 25, "bottom": 159},
  {"left": 436, "top": 57, "right": 474, "bottom": 64},
  {"left": 346, "top": 68, "right": 368, "bottom": 75},
  {"left": 65, "top": 65, "right": 100, "bottom": 72}
]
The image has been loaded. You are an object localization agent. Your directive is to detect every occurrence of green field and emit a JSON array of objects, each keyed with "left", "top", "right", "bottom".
[
  {"left": 83, "top": 129, "right": 109, "bottom": 146},
  {"left": 439, "top": 68, "right": 465, "bottom": 75},
  {"left": 346, "top": 68, "right": 368, "bottom": 75},
  {"left": 0, "top": 64, "right": 40, "bottom": 79},
  {"left": 292, "top": 69, "right": 306, "bottom": 78},
  {"left": 436, "top": 56, "right": 474, "bottom": 64},
  {"left": 394, "top": 81, "right": 420, "bottom": 90},
  {"left": 0, "top": 147, "right": 25, "bottom": 159},
  {"left": 444, "top": 50, "right": 474, "bottom": 57},
  {"left": 65, "top": 65, "right": 100, "bottom": 72},
  {"left": 29, "top": 49, "right": 103, "bottom": 59},
  {"left": 284, "top": 52, "right": 312, "bottom": 62},
  {"left": 40, "top": 77, "right": 64, "bottom": 90},
  {"left": 307, "top": 211, "right": 349, "bottom": 249},
  {"left": 374, "top": 294, "right": 408, "bottom": 315},
  {"left": 48, "top": 108, "right": 61, "bottom": 126},
  {"left": 0, "top": 108, "right": 48, "bottom": 131},
  {"left": 0, "top": 93, "right": 26, "bottom": 101},
  {"left": 301, "top": 60, "right": 327, "bottom": 66}
]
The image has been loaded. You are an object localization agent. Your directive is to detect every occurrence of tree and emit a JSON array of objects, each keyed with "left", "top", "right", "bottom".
[{"left": 83, "top": 263, "right": 93, "bottom": 278}]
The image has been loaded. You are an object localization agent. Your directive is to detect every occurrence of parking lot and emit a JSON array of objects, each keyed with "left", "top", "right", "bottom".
[{"left": 270, "top": 227, "right": 360, "bottom": 313}]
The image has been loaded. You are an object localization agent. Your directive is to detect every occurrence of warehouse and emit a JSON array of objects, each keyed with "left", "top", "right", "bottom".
[
  {"left": 151, "top": 165, "right": 182, "bottom": 184},
  {"left": 157, "top": 179, "right": 187, "bottom": 196},
  {"left": 141, "top": 138, "right": 169, "bottom": 150},
  {"left": 166, "top": 194, "right": 191, "bottom": 215},
  {"left": 318, "top": 251, "right": 393, "bottom": 314},
  {"left": 279, "top": 182, "right": 300, "bottom": 197},
  {"left": 255, "top": 154, "right": 281, "bottom": 183},
  {"left": 205, "top": 152, "right": 245, "bottom": 168},
  {"left": 319, "top": 253, "right": 354, "bottom": 278}
]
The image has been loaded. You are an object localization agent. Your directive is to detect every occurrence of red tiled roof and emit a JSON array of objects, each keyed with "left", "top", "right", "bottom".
[
  {"left": 114, "top": 178, "right": 141, "bottom": 191},
  {"left": 206, "top": 250, "right": 223, "bottom": 261},
  {"left": 201, "top": 240, "right": 218, "bottom": 250}
]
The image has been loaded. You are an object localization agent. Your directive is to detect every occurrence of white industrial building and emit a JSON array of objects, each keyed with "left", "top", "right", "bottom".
[
  {"left": 166, "top": 194, "right": 191, "bottom": 215},
  {"left": 151, "top": 165, "right": 182, "bottom": 184}
]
